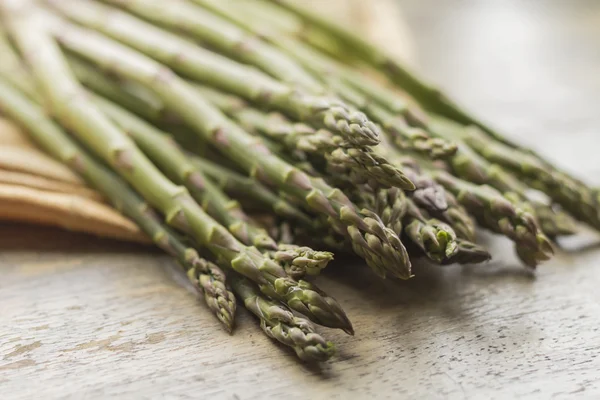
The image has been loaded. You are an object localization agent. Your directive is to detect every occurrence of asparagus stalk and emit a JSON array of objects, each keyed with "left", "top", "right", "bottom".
[
  {"left": 229, "top": 0, "right": 598, "bottom": 225},
  {"left": 208, "top": 96, "right": 347, "bottom": 153},
  {"left": 430, "top": 116, "right": 578, "bottom": 237},
  {"left": 430, "top": 170, "right": 553, "bottom": 268},
  {"left": 189, "top": 0, "right": 365, "bottom": 105},
  {"left": 192, "top": 84, "right": 349, "bottom": 150},
  {"left": 192, "top": 0, "right": 456, "bottom": 159},
  {"left": 193, "top": 84, "right": 414, "bottom": 190},
  {"left": 91, "top": 93, "right": 278, "bottom": 251},
  {"left": 102, "top": 0, "right": 324, "bottom": 93},
  {"left": 52, "top": 5, "right": 415, "bottom": 192},
  {"left": 230, "top": 274, "right": 335, "bottom": 362},
  {"left": 0, "top": 31, "right": 37, "bottom": 95},
  {"left": 188, "top": 160, "right": 352, "bottom": 257},
  {"left": 94, "top": 93, "right": 334, "bottom": 279},
  {"left": 529, "top": 199, "right": 579, "bottom": 238},
  {"left": 188, "top": 156, "right": 315, "bottom": 228},
  {"left": 197, "top": 0, "right": 347, "bottom": 62},
  {"left": 67, "top": 55, "right": 179, "bottom": 126},
  {"left": 4, "top": 3, "right": 352, "bottom": 333},
  {"left": 0, "top": 76, "right": 236, "bottom": 331},
  {"left": 461, "top": 126, "right": 600, "bottom": 230},
  {"left": 46, "top": 11, "right": 412, "bottom": 281},
  {"left": 46, "top": 0, "right": 384, "bottom": 149}
]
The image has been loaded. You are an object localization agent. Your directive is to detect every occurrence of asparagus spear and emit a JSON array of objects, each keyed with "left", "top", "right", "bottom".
[
  {"left": 46, "top": 0, "right": 384, "bottom": 149},
  {"left": 402, "top": 159, "right": 448, "bottom": 213},
  {"left": 102, "top": 0, "right": 323, "bottom": 93},
  {"left": 370, "top": 187, "right": 408, "bottom": 238},
  {"left": 375, "top": 133, "right": 448, "bottom": 213},
  {"left": 430, "top": 170, "right": 553, "bottom": 268},
  {"left": 0, "top": 31, "right": 37, "bottom": 95},
  {"left": 266, "top": 244, "right": 333, "bottom": 281},
  {"left": 197, "top": 0, "right": 347, "bottom": 62},
  {"left": 0, "top": 76, "right": 236, "bottom": 331},
  {"left": 95, "top": 93, "right": 334, "bottom": 279},
  {"left": 189, "top": 157, "right": 315, "bottom": 228},
  {"left": 192, "top": 0, "right": 456, "bottom": 159},
  {"left": 230, "top": 274, "right": 335, "bottom": 362},
  {"left": 435, "top": 191, "right": 477, "bottom": 242},
  {"left": 529, "top": 200, "right": 579, "bottom": 238},
  {"left": 430, "top": 116, "right": 578, "bottom": 237},
  {"left": 442, "top": 240, "right": 491, "bottom": 265},
  {"left": 91, "top": 93, "right": 277, "bottom": 251},
  {"left": 4, "top": 3, "right": 352, "bottom": 333},
  {"left": 59, "top": 16, "right": 411, "bottom": 194},
  {"left": 457, "top": 128, "right": 582, "bottom": 234},
  {"left": 67, "top": 55, "right": 180, "bottom": 126},
  {"left": 356, "top": 185, "right": 486, "bottom": 265},
  {"left": 45, "top": 11, "right": 412, "bottom": 281},
  {"left": 363, "top": 138, "right": 476, "bottom": 243},
  {"left": 193, "top": 84, "right": 414, "bottom": 190},
  {"left": 203, "top": 176, "right": 350, "bottom": 256},
  {"left": 253, "top": 0, "right": 598, "bottom": 226},
  {"left": 461, "top": 126, "right": 600, "bottom": 230},
  {"left": 365, "top": 104, "right": 457, "bottom": 160},
  {"left": 403, "top": 199, "right": 458, "bottom": 263},
  {"left": 345, "top": 185, "right": 407, "bottom": 243}
]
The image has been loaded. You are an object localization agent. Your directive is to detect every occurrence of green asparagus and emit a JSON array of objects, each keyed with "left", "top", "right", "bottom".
[
  {"left": 102, "top": 0, "right": 324, "bottom": 93},
  {"left": 47, "top": 0, "right": 384, "bottom": 148},
  {"left": 230, "top": 274, "right": 336, "bottom": 362},
  {"left": 91, "top": 93, "right": 278, "bottom": 251},
  {"left": 435, "top": 191, "right": 477, "bottom": 242},
  {"left": 431, "top": 170, "right": 553, "bottom": 267},
  {"left": 192, "top": 0, "right": 456, "bottom": 159},
  {"left": 3, "top": 2, "right": 352, "bottom": 333},
  {"left": 189, "top": 157, "right": 315, "bottom": 228},
  {"left": 403, "top": 199, "right": 458, "bottom": 263},
  {"left": 0, "top": 76, "right": 236, "bottom": 331},
  {"left": 375, "top": 133, "right": 448, "bottom": 213},
  {"left": 45, "top": 11, "right": 413, "bottom": 280},
  {"left": 193, "top": 84, "right": 414, "bottom": 190},
  {"left": 442, "top": 240, "right": 491, "bottom": 265},
  {"left": 430, "top": 116, "right": 578, "bottom": 237},
  {"left": 95, "top": 95, "right": 335, "bottom": 278}
]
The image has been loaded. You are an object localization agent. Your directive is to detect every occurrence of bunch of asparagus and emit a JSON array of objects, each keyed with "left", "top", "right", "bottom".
[{"left": 0, "top": 0, "right": 596, "bottom": 363}]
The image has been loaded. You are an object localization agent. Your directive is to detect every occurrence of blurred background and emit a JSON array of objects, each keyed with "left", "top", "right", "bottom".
[{"left": 399, "top": 0, "right": 600, "bottom": 181}]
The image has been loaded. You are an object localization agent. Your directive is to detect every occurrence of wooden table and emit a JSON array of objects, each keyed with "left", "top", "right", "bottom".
[{"left": 2, "top": 1, "right": 600, "bottom": 398}]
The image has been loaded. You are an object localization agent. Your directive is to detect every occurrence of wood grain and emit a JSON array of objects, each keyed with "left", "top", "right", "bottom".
[{"left": 2, "top": 1, "right": 600, "bottom": 399}]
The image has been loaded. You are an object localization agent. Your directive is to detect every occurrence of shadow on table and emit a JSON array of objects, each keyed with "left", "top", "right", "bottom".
[{"left": 322, "top": 234, "right": 537, "bottom": 310}]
